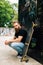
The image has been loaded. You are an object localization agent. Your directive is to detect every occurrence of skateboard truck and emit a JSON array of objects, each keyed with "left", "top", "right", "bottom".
[{"left": 21, "top": 55, "right": 29, "bottom": 62}]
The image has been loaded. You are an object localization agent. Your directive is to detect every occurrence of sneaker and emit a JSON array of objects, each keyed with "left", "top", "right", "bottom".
[
  {"left": 17, "top": 53, "right": 23, "bottom": 58},
  {"left": 17, "top": 53, "right": 23, "bottom": 56},
  {"left": 17, "top": 55, "right": 22, "bottom": 59}
]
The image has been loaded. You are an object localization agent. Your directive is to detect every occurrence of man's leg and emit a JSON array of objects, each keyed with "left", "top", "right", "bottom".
[{"left": 9, "top": 42, "right": 24, "bottom": 54}]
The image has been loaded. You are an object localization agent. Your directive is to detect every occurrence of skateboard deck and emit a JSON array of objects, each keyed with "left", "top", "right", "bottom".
[{"left": 21, "top": 23, "right": 37, "bottom": 62}]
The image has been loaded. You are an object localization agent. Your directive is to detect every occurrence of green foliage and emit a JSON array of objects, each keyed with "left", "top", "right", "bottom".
[
  {"left": 13, "top": 3, "right": 18, "bottom": 8},
  {"left": 12, "top": 3, "right": 18, "bottom": 21},
  {"left": 0, "top": 0, "right": 18, "bottom": 27}
]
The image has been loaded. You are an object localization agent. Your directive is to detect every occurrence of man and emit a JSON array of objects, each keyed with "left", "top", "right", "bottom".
[{"left": 5, "top": 21, "right": 27, "bottom": 56}]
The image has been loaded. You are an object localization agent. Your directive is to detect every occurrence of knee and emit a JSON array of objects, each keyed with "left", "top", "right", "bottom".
[{"left": 10, "top": 43, "right": 16, "bottom": 47}]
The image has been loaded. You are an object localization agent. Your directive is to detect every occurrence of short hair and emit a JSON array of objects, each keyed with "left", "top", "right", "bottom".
[
  {"left": 12, "top": 20, "right": 22, "bottom": 26},
  {"left": 13, "top": 20, "right": 18, "bottom": 23}
]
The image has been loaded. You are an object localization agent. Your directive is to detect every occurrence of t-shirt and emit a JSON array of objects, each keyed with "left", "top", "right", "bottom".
[{"left": 15, "top": 28, "right": 27, "bottom": 44}]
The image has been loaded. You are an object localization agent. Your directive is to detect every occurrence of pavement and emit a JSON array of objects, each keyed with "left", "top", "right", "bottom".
[{"left": 0, "top": 36, "right": 42, "bottom": 65}]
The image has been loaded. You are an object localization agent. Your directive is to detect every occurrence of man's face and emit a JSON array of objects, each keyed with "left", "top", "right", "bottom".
[{"left": 13, "top": 22, "right": 20, "bottom": 31}]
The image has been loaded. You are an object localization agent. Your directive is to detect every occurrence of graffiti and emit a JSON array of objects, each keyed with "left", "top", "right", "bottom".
[{"left": 0, "top": 27, "right": 15, "bottom": 36}]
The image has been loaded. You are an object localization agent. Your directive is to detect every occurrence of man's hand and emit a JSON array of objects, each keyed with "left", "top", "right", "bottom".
[
  {"left": 5, "top": 37, "right": 15, "bottom": 45},
  {"left": 5, "top": 36, "right": 23, "bottom": 45},
  {"left": 5, "top": 40, "right": 10, "bottom": 45}
]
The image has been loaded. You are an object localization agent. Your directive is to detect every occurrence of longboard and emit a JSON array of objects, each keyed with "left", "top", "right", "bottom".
[{"left": 21, "top": 22, "right": 37, "bottom": 62}]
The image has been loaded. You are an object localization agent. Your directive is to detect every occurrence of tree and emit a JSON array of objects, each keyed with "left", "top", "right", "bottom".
[
  {"left": 0, "top": 0, "right": 18, "bottom": 27},
  {"left": 11, "top": 3, "right": 18, "bottom": 21}
]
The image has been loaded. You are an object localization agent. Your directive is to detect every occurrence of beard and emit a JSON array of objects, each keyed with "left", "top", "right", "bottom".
[{"left": 15, "top": 28, "right": 20, "bottom": 33}]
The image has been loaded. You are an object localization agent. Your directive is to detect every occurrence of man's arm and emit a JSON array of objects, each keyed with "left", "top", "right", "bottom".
[{"left": 5, "top": 36, "right": 23, "bottom": 45}]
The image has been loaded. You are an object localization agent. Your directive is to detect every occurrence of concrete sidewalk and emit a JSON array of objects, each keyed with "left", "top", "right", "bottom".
[{"left": 0, "top": 36, "right": 42, "bottom": 65}]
